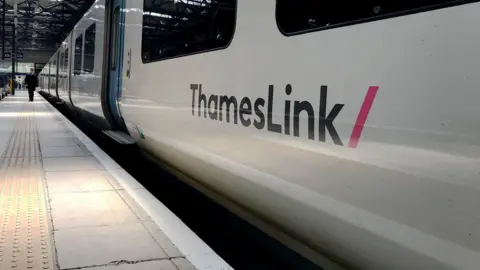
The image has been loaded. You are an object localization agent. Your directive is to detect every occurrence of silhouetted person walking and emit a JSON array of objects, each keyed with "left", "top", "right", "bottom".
[{"left": 24, "top": 68, "right": 38, "bottom": 102}]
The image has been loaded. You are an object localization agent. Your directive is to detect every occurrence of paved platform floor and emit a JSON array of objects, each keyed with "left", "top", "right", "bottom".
[{"left": 0, "top": 91, "right": 197, "bottom": 270}]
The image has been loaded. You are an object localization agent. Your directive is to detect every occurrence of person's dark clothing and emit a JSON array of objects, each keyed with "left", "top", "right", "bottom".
[{"left": 24, "top": 73, "right": 38, "bottom": 101}]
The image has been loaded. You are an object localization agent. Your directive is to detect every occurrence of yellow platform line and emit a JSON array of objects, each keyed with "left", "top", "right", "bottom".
[{"left": 0, "top": 107, "right": 55, "bottom": 270}]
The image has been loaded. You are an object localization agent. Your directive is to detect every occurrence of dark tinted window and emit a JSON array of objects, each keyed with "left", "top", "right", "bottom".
[
  {"left": 59, "top": 52, "right": 64, "bottom": 78},
  {"left": 84, "top": 23, "right": 96, "bottom": 73},
  {"left": 74, "top": 34, "right": 83, "bottom": 75},
  {"left": 141, "top": 0, "right": 236, "bottom": 63},
  {"left": 276, "top": 0, "right": 475, "bottom": 35},
  {"left": 52, "top": 58, "right": 57, "bottom": 87}
]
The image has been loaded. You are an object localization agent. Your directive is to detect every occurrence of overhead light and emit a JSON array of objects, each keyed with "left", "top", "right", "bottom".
[{"left": 179, "top": 0, "right": 211, "bottom": 6}]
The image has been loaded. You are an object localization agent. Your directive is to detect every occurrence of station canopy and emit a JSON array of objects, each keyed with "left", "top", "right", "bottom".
[{"left": 0, "top": 0, "right": 94, "bottom": 56}]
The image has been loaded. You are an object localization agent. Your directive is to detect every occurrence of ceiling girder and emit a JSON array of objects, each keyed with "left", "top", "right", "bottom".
[{"left": 0, "top": 0, "right": 94, "bottom": 52}]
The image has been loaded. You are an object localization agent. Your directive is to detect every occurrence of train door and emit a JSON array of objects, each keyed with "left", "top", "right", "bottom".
[
  {"left": 67, "top": 34, "right": 74, "bottom": 106},
  {"left": 54, "top": 53, "right": 60, "bottom": 99},
  {"left": 102, "top": 0, "right": 133, "bottom": 143},
  {"left": 47, "top": 63, "right": 50, "bottom": 95},
  {"left": 58, "top": 50, "right": 65, "bottom": 99}
]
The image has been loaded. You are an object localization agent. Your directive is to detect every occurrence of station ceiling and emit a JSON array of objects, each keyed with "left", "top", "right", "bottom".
[{"left": 0, "top": 0, "right": 94, "bottom": 62}]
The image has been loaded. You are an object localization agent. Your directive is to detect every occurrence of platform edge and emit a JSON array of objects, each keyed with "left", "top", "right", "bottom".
[{"left": 39, "top": 94, "right": 234, "bottom": 270}]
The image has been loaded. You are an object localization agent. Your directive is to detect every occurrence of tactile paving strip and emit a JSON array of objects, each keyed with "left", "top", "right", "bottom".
[{"left": 0, "top": 107, "right": 54, "bottom": 270}]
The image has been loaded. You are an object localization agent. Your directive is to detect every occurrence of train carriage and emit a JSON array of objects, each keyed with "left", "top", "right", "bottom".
[{"left": 40, "top": 1, "right": 480, "bottom": 269}]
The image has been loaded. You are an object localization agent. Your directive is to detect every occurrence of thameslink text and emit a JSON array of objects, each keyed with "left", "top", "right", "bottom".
[{"left": 190, "top": 84, "right": 345, "bottom": 146}]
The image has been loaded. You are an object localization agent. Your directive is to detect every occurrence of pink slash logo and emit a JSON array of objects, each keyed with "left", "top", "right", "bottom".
[
  {"left": 348, "top": 86, "right": 379, "bottom": 148},
  {"left": 190, "top": 84, "right": 379, "bottom": 148}
]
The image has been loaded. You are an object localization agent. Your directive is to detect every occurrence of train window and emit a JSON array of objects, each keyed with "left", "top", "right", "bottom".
[
  {"left": 59, "top": 52, "right": 64, "bottom": 79},
  {"left": 52, "top": 58, "right": 57, "bottom": 88},
  {"left": 83, "top": 23, "right": 96, "bottom": 73},
  {"left": 64, "top": 49, "right": 69, "bottom": 79},
  {"left": 74, "top": 34, "right": 83, "bottom": 75},
  {"left": 276, "top": 0, "right": 476, "bottom": 35},
  {"left": 141, "top": 0, "right": 237, "bottom": 63},
  {"left": 111, "top": 7, "right": 120, "bottom": 70}
]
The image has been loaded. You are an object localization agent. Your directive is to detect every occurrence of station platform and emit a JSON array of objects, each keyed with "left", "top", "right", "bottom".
[{"left": 0, "top": 91, "right": 231, "bottom": 270}]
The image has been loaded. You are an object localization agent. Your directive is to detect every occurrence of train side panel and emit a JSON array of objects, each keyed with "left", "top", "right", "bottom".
[
  {"left": 42, "top": 53, "right": 56, "bottom": 95},
  {"left": 70, "top": 1, "right": 105, "bottom": 119},
  {"left": 121, "top": 1, "right": 480, "bottom": 269},
  {"left": 57, "top": 35, "right": 70, "bottom": 102}
]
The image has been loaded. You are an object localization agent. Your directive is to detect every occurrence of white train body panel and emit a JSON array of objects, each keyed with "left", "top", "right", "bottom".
[
  {"left": 70, "top": 1, "right": 105, "bottom": 118},
  {"left": 49, "top": 54, "right": 59, "bottom": 96},
  {"left": 40, "top": 0, "right": 480, "bottom": 269},
  {"left": 57, "top": 38, "right": 70, "bottom": 101},
  {"left": 121, "top": 1, "right": 480, "bottom": 269}
]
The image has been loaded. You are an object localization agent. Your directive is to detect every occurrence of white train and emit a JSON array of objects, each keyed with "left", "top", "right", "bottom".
[{"left": 39, "top": 1, "right": 480, "bottom": 269}]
